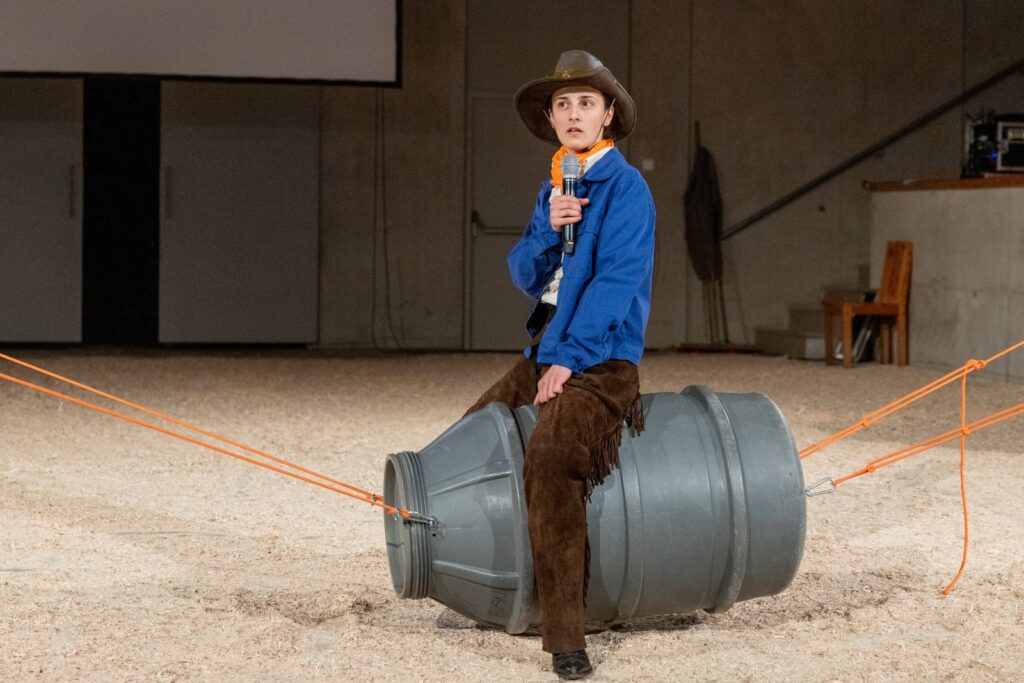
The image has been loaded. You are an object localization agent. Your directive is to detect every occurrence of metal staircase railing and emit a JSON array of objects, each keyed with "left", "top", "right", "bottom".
[{"left": 722, "top": 55, "right": 1024, "bottom": 241}]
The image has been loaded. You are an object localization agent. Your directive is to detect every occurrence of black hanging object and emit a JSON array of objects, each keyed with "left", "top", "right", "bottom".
[{"left": 683, "top": 124, "right": 723, "bottom": 283}]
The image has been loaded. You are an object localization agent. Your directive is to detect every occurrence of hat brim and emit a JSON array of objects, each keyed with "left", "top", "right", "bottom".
[{"left": 514, "top": 67, "right": 636, "bottom": 146}]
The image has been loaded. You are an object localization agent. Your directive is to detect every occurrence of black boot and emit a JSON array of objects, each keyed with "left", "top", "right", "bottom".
[{"left": 552, "top": 650, "right": 593, "bottom": 680}]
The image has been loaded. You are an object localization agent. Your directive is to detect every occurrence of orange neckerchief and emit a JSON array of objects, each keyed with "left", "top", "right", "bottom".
[{"left": 550, "top": 139, "right": 615, "bottom": 187}]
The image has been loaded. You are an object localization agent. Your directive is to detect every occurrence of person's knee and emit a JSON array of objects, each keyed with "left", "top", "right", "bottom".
[{"left": 525, "top": 442, "right": 591, "bottom": 491}]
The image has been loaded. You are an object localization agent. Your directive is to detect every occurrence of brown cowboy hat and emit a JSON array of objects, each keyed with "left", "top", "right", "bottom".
[{"left": 515, "top": 50, "right": 636, "bottom": 146}]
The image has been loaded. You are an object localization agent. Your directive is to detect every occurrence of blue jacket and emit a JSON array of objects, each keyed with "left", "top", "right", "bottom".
[{"left": 508, "top": 148, "right": 655, "bottom": 373}]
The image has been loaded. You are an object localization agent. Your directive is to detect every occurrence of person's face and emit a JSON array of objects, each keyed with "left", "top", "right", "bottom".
[{"left": 546, "top": 86, "right": 614, "bottom": 154}]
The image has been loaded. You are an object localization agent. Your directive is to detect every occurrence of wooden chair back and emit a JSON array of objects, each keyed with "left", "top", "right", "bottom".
[{"left": 876, "top": 241, "right": 913, "bottom": 306}]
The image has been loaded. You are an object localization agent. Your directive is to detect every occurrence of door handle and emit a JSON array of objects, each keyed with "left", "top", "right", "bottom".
[{"left": 471, "top": 210, "right": 522, "bottom": 236}]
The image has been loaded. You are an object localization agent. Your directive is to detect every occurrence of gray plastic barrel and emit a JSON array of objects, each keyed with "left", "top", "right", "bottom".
[{"left": 383, "top": 386, "right": 805, "bottom": 632}]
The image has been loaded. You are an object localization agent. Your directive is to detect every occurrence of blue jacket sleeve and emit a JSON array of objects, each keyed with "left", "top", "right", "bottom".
[
  {"left": 507, "top": 182, "right": 563, "bottom": 298},
  {"left": 549, "top": 171, "right": 655, "bottom": 372}
]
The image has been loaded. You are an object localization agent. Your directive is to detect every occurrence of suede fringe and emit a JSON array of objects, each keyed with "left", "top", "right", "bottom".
[
  {"left": 625, "top": 392, "right": 646, "bottom": 437},
  {"left": 583, "top": 392, "right": 646, "bottom": 502}
]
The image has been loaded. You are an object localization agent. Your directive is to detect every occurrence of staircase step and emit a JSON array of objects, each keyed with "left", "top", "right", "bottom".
[
  {"left": 788, "top": 303, "right": 824, "bottom": 336},
  {"left": 821, "top": 285, "right": 869, "bottom": 303},
  {"left": 755, "top": 327, "right": 825, "bottom": 360}
]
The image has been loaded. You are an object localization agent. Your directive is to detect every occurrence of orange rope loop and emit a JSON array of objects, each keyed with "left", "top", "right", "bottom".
[
  {"left": 802, "top": 338, "right": 1024, "bottom": 594},
  {"left": 0, "top": 355, "right": 430, "bottom": 524}
]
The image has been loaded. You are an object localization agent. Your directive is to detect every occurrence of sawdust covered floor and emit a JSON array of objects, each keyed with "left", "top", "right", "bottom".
[{"left": 1, "top": 348, "right": 1022, "bottom": 682}]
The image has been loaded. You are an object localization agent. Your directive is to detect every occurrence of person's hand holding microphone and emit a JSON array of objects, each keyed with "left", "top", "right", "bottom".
[
  {"left": 549, "top": 195, "right": 588, "bottom": 233},
  {"left": 537, "top": 154, "right": 585, "bottom": 404},
  {"left": 548, "top": 155, "right": 587, "bottom": 252}
]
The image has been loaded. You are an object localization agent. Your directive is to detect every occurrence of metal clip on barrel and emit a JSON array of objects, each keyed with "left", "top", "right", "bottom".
[{"left": 804, "top": 478, "right": 837, "bottom": 497}]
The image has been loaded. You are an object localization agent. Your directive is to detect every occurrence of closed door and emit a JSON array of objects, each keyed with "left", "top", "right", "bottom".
[
  {"left": 465, "top": 1, "right": 629, "bottom": 349},
  {"left": 160, "top": 82, "right": 319, "bottom": 343},
  {"left": 467, "top": 93, "right": 552, "bottom": 349},
  {"left": 0, "top": 78, "right": 83, "bottom": 342}
]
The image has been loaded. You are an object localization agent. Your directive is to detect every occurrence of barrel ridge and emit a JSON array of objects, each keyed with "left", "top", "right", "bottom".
[
  {"left": 682, "top": 386, "right": 750, "bottom": 614},
  {"left": 722, "top": 393, "right": 806, "bottom": 601}
]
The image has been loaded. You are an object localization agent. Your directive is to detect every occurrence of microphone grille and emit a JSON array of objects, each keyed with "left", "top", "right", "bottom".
[{"left": 561, "top": 154, "right": 581, "bottom": 179}]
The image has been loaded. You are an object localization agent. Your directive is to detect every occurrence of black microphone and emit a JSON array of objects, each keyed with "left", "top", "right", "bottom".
[{"left": 560, "top": 154, "right": 581, "bottom": 254}]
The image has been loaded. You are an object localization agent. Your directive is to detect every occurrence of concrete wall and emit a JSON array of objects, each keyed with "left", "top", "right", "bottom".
[
  {"left": 627, "top": 2, "right": 693, "bottom": 349},
  {"left": 318, "top": 0, "right": 1024, "bottom": 350},
  {"left": 319, "top": 1, "right": 466, "bottom": 348},
  {"left": 870, "top": 184, "right": 1024, "bottom": 380},
  {"left": 690, "top": 0, "right": 1024, "bottom": 344}
]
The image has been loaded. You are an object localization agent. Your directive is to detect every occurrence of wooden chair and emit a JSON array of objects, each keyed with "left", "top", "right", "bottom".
[{"left": 824, "top": 241, "right": 913, "bottom": 368}]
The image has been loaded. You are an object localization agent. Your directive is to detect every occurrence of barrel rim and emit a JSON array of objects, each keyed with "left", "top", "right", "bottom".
[{"left": 383, "top": 451, "right": 431, "bottom": 599}]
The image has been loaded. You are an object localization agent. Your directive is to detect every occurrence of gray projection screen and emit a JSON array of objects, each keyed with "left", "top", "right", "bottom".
[{"left": 0, "top": 1, "right": 398, "bottom": 83}]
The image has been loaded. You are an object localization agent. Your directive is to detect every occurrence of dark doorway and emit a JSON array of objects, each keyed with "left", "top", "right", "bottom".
[{"left": 82, "top": 77, "right": 160, "bottom": 344}]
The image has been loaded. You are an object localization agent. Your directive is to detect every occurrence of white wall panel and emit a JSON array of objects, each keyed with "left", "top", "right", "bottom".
[
  {"left": 160, "top": 82, "right": 318, "bottom": 343},
  {"left": 0, "top": 77, "right": 82, "bottom": 342},
  {"left": 0, "top": 1, "right": 396, "bottom": 82}
]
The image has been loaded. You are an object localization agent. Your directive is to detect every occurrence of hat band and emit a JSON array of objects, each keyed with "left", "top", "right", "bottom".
[{"left": 550, "top": 68, "right": 597, "bottom": 79}]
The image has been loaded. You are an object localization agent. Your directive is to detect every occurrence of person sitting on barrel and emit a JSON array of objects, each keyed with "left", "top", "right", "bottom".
[{"left": 464, "top": 49, "right": 656, "bottom": 680}]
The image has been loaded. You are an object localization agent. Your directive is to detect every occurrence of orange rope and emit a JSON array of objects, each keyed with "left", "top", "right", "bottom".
[
  {"left": 802, "top": 338, "right": 1024, "bottom": 593},
  {"left": 0, "top": 352, "right": 376, "bottom": 499},
  {"left": 801, "top": 365, "right": 971, "bottom": 459},
  {"left": 799, "top": 338, "right": 1024, "bottom": 460},
  {"left": 829, "top": 401, "right": 1024, "bottom": 485},
  {"left": 0, "top": 358, "right": 418, "bottom": 521},
  {"left": 946, "top": 373, "right": 970, "bottom": 595}
]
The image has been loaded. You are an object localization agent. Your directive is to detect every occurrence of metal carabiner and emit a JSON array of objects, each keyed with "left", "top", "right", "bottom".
[{"left": 804, "top": 477, "right": 837, "bottom": 497}]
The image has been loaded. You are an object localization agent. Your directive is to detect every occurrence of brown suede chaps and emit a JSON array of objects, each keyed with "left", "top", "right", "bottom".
[{"left": 464, "top": 338, "right": 644, "bottom": 653}]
